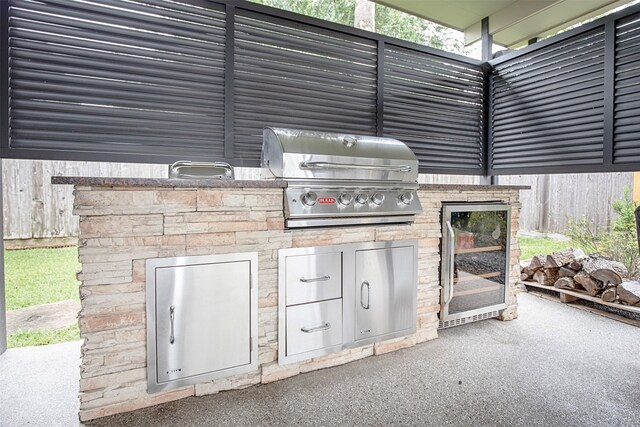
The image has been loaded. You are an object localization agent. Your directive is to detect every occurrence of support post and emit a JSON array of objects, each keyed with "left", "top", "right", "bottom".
[
  {"left": 224, "top": 3, "right": 235, "bottom": 162},
  {"left": 602, "top": 20, "right": 615, "bottom": 166},
  {"left": 0, "top": 160, "right": 6, "bottom": 354},
  {"left": 376, "top": 40, "right": 384, "bottom": 137},
  {"left": 0, "top": 1, "right": 8, "bottom": 353},
  {"left": 633, "top": 172, "right": 640, "bottom": 204},
  {"left": 481, "top": 17, "right": 492, "bottom": 62},
  {"left": 480, "top": 17, "right": 494, "bottom": 185}
]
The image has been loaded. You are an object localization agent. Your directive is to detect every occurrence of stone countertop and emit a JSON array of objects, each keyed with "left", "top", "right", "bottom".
[
  {"left": 51, "top": 176, "right": 287, "bottom": 188},
  {"left": 52, "top": 176, "right": 529, "bottom": 191}
]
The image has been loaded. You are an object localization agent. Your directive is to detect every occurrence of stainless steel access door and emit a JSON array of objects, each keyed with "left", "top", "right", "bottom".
[
  {"left": 354, "top": 245, "right": 416, "bottom": 343},
  {"left": 147, "top": 253, "right": 258, "bottom": 393}
]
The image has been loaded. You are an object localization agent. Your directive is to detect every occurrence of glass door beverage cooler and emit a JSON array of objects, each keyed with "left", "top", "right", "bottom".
[{"left": 440, "top": 203, "right": 511, "bottom": 328}]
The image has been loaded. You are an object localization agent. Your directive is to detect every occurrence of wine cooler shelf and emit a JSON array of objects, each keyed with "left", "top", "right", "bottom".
[{"left": 454, "top": 245, "right": 503, "bottom": 254}]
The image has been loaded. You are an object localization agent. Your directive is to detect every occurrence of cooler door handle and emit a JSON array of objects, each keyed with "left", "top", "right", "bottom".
[{"left": 445, "top": 221, "right": 455, "bottom": 305}]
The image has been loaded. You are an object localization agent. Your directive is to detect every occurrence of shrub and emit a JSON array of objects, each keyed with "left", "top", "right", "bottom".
[{"left": 567, "top": 187, "right": 639, "bottom": 278}]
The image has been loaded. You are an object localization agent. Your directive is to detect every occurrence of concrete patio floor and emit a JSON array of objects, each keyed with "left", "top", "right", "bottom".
[
  {"left": 2, "top": 292, "right": 639, "bottom": 426},
  {"left": 0, "top": 339, "right": 81, "bottom": 426}
]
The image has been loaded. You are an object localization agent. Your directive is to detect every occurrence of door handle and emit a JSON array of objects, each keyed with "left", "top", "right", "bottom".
[
  {"left": 169, "top": 305, "right": 175, "bottom": 344},
  {"left": 445, "top": 221, "right": 455, "bottom": 305},
  {"left": 301, "top": 322, "right": 331, "bottom": 333},
  {"left": 361, "top": 280, "right": 370, "bottom": 309}
]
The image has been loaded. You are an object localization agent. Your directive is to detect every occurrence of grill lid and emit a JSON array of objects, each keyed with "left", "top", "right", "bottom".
[{"left": 261, "top": 128, "right": 419, "bottom": 183}]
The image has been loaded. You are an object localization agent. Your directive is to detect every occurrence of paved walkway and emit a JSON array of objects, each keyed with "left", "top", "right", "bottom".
[
  {"left": 2, "top": 293, "right": 639, "bottom": 426},
  {"left": 6, "top": 299, "right": 80, "bottom": 334}
]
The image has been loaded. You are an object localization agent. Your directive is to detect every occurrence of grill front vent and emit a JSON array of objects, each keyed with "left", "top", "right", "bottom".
[{"left": 438, "top": 310, "right": 499, "bottom": 329}]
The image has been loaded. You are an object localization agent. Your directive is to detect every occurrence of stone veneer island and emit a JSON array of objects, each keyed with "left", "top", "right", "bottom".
[{"left": 52, "top": 177, "right": 527, "bottom": 421}]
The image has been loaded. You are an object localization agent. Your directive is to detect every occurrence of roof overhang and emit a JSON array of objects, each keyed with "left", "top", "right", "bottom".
[{"left": 373, "top": 0, "right": 633, "bottom": 48}]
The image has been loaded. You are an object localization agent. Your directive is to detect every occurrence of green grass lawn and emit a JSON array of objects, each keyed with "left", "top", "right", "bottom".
[
  {"left": 8, "top": 324, "right": 79, "bottom": 348},
  {"left": 518, "top": 236, "right": 575, "bottom": 261},
  {"left": 4, "top": 246, "right": 81, "bottom": 310},
  {"left": 5, "top": 246, "right": 81, "bottom": 348}
]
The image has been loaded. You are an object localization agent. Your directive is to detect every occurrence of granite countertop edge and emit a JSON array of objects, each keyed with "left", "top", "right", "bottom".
[
  {"left": 51, "top": 176, "right": 530, "bottom": 191},
  {"left": 51, "top": 176, "right": 287, "bottom": 188},
  {"left": 418, "top": 184, "right": 530, "bottom": 191}
]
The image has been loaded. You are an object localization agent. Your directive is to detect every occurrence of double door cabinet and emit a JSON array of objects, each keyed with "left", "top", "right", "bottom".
[
  {"left": 278, "top": 240, "right": 418, "bottom": 365},
  {"left": 440, "top": 203, "right": 511, "bottom": 328}
]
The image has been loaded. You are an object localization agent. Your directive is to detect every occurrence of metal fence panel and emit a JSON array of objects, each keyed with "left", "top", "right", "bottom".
[
  {"left": 490, "top": 27, "right": 606, "bottom": 171},
  {"left": 233, "top": 9, "right": 378, "bottom": 163},
  {"left": 614, "top": 11, "right": 640, "bottom": 164},
  {"left": 6, "top": 0, "right": 226, "bottom": 161},
  {"left": 383, "top": 46, "right": 484, "bottom": 173}
]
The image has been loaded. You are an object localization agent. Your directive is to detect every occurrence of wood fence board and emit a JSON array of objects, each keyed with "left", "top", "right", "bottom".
[{"left": 500, "top": 172, "right": 633, "bottom": 234}]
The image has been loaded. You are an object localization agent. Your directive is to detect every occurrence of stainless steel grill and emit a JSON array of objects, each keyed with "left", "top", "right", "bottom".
[{"left": 261, "top": 128, "right": 423, "bottom": 228}]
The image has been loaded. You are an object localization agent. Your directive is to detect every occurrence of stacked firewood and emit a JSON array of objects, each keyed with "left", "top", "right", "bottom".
[{"left": 520, "top": 248, "right": 640, "bottom": 306}]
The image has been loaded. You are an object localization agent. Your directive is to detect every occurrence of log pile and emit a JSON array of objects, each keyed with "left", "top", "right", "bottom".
[{"left": 520, "top": 249, "right": 640, "bottom": 306}]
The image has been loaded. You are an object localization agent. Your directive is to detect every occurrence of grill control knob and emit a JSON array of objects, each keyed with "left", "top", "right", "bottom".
[
  {"left": 338, "top": 193, "right": 353, "bottom": 206},
  {"left": 301, "top": 191, "right": 318, "bottom": 207},
  {"left": 400, "top": 192, "right": 413, "bottom": 205},
  {"left": 355, "top": 193, "right": 369, "bottom": 204},
  {"left": 371, "top": 193, "right": 385, "bottom": 206}
]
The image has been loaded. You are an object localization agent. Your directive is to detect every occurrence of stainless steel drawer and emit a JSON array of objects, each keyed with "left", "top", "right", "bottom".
[
  {"left": 285, "top": 252, "right": 342, "bottom": 305},
  {"left": 286, "top": 299, "right": 342, "bottom": 356}
]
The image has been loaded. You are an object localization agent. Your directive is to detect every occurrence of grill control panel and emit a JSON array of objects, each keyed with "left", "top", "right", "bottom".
[{"left": 284, "top": 187, "right": 422, "bottom": 226}]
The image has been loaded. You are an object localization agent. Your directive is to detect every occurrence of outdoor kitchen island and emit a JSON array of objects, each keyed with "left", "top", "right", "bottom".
[{"left": 52, "top": 176, "right": 526, "bottom": 421}]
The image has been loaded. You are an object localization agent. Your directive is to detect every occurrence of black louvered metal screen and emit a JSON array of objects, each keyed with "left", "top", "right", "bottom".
[
  {"left": 233, "top": 9, "right": 378, "bottom": 163},
  {"left": 7, "top": 1, "right": 640, "bottom": 174},
  {"left": 614, "top": 12, "right": 640, "bottom": 164},
  {"left": 6, "top": 0, "right": 226, "bottom": 162},
  {"left": 490, "top": 27, "right": 606, "bottom": 173},
  {"left": 383, "top": 45, "right": 484, "bottom": 173},
  {"left": 0, "top": 0, "right": 487, "bottom": 172}
]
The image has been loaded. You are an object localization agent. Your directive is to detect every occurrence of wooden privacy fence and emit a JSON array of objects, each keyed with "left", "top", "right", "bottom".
[
  {"left": 2, "top": 159, "right": 166, "bottom": 245},
  {"left": 0, "top": 159, "right": 632, "bottom": 244},
  {"left": 500, "top": 173, "right": 633, "bottom": 233}
]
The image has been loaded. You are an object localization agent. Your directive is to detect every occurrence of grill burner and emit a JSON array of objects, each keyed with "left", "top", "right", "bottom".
[{"left": 261, "top": 128, "right": 423, "bottom": 228}]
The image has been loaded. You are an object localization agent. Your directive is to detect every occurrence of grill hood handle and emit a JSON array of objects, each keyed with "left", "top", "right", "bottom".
[{"left": 299, "top": 161, "right": 412, "bottom": 173}]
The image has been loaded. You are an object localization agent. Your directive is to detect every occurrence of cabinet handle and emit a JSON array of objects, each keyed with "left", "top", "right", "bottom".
[
  {"left": 299, "top": 275, "right": 330, "bottom": 283},
  {"left": 361, "top": 280, "right": 370, "bottom": 309},
  {"left": 169, "top": 305, "right": 175, "bottom": 344},
  {"left": 301, "top": 322, "right": 331, "bottom": 333},
  {"left": 445, "top": 221, "right": 455, "bottom": 305}
]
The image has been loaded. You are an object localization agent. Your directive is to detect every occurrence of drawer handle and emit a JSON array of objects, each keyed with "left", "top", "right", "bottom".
[
  {"left": 300, "top": 322, "right": 331, "bottom": 333},
  {"left": 299, "top": 275, "right": 330, "bottom": 283},
  {"left": 169, "top": 305, "right": 175, "bottom": 344}
]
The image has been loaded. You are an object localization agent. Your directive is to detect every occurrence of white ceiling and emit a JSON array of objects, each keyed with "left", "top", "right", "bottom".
[{"left": 373, "top": 0, "right": 633, "bottom": 48}]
